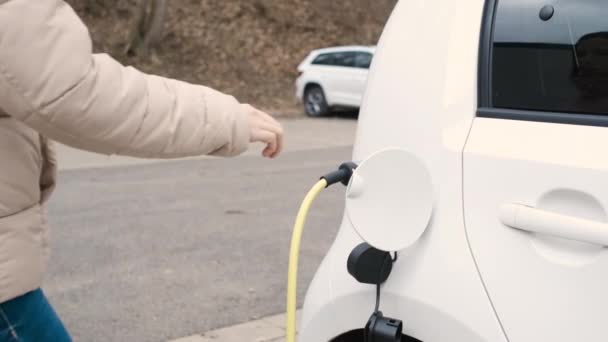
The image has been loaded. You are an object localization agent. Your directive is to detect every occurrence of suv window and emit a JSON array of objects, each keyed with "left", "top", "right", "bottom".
[
  {"left": 333, "top": 52, "right": 357, "bottom": 67},
  {"left": 312, "top": 53, "right": 335, "bottom": 66},
  {"left": 311, "top": 51, "right": 357, "bottom": 68},
  {"left": 491, "top": 0, "right": 608, "bottom": 115},
  {"left": 355, "top": 52, "right": 373, "bottom": 69}
]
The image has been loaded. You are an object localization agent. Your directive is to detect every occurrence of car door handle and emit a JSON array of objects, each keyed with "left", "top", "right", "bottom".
[{"left": 500, "top": 203, "right": 608, "bottom": 246}]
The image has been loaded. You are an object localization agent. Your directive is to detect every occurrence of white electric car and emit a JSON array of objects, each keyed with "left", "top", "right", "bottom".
[
  {"left": 296, "top": 46, "right": 375, "bottom": 117},
  {"left": 300, "top": 0, "right": 608, "bottom": 341}
]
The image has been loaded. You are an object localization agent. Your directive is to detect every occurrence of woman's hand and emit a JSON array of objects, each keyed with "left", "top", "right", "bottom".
[{"left": 244, "top": 104, "right": 284, "bottom": 158}]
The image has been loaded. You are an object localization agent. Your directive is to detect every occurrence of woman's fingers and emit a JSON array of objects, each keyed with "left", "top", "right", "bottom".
[
  {"left": 259, "top": 121, "right": 284, "bottom": 158},
  {"left": 254, "top": 129, "right": 278, "bottom": 158},
  {"left": 244, "top": 104, "right": 284, "bottom": 159}
]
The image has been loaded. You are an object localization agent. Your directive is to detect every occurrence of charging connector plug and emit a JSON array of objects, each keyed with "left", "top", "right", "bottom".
[{"left": 321, "top": 162, "right": 358, "bottom": 187}]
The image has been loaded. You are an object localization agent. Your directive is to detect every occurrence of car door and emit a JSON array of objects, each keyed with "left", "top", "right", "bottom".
[
  {"left": 352, "top": 52, "right": 373, "bottom": 107},
  {"left": 330, "top": 51, "right": 360, "bottom": 107},
  {"left": 464, "top": 1, "right": 608, "bottom": 341},
  {"left": 308, "top": 52, "right": 341, "bottom": 104},
  {"left": 309, "top": 52, "right": 352, "bottom": 106}
]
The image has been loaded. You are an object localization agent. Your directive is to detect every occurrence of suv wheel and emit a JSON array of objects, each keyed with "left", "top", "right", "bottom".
[{"left": 304, "top": 86, "right": 330, "bottom": 117}]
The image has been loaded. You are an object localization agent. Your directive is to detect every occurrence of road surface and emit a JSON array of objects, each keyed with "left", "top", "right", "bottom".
[{"left": 43, "top": 118, "right": 357, "bottom": 341}]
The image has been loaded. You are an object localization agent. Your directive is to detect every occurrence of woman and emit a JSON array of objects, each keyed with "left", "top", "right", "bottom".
[{"left": 0, "top": 0, "right": 284, "bottom": 340}]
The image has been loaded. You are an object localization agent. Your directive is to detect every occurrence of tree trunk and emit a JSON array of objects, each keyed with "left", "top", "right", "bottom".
[{"left": 124, "top": 0, "right": 167, "bottom": 57}]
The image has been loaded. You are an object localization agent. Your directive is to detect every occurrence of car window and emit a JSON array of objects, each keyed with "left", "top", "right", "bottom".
[
  {"left": 492, "top": 0, "right": 608, "bottom": 115},
  {"left": 312, "top": 53, "right": 335, "bottom": 66},
  {"left": 355, "top": 52, "right": 373, "bottom": 69},
  {"left": 332, "top": 52, "right": 357, "bottom": 68}
]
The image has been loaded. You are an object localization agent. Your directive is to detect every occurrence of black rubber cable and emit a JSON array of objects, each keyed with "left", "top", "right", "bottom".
[{"left": 374, "top": 253, "right": 396, "bottom": 313}]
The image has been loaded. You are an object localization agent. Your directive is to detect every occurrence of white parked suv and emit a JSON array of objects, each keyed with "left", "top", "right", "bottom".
[
  {"left": 300, "top": 0, "right": 608, "bottom": 341},
  {"left": 296, "top": 46, "right": 375, "bottom": 117}
]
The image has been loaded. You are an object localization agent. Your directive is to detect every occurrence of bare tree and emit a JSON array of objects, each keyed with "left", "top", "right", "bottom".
[{"left": 124, "top": 0, "right": 168, "bottom": 57}]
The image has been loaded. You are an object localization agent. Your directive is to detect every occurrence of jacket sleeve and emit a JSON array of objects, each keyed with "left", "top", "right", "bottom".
[{"left": 0, "top": 0, "right": 249, "bottom": 158}]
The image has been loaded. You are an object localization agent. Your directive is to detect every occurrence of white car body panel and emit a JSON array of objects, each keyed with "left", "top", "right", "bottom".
[
  {"left": 301, "top": 0, "right": 608, "bottom": 340},
  {"left": 300, "top": 0, "right": 507, "bottom": 341},
  {"left": 464, "top": 118, "right": 608, "bottom": 341}
]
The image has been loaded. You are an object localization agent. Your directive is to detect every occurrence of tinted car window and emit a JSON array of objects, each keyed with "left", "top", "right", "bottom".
[
  {"left": 312, "top": 53, "right": 335, "bottom": 66},
  {"left": 355, "top": 52, "right": 373, "bottom": 69},
  {"left": 492, "top": 0, "right": 608, "bottom": 115},
  {"left": 333, "top": 52, "right": 357, "bottom": 68}
]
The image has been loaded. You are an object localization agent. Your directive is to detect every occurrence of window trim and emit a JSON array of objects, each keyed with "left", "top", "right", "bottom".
[
  {"left": 478, "top": 0, "right": 497, "bottom": 108},
  {"left": 478, "top": 107, "right": 608, "bottom": 127},
  {"left": 477, "top": 0, "right": 608, "bottom": 127}
]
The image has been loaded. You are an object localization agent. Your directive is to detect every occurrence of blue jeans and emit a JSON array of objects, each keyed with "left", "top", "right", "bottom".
[{"left": 0, "top": 289, "right": 71, "bottom": 342}]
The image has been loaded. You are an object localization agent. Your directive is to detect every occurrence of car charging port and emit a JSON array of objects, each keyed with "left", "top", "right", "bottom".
[
  {"left": 365, "top": 311, "right": 403, "bottom": 342},
  {"left": 347, "top": 243, "right": 403, "bottom": 342}
]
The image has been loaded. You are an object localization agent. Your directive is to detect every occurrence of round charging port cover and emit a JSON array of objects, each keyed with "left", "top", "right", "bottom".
[{"left": 345, "top": 148, "right": 433, "bottom": 252}]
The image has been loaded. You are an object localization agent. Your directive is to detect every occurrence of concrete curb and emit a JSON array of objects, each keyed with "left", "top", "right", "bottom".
[{"left": 169, "top": 311, "right": 301, "bottom": 342}]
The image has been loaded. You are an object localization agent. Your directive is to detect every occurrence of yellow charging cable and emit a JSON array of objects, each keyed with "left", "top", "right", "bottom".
[
  {"left": 286, "top": 162, "right": 357, "bottom": 342},
  {"left": 286, "top": 179, "right": 328, "bottom": 342}
]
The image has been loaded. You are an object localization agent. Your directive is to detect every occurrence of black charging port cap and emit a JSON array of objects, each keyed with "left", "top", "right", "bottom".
[{"left": 347, "top": 243, "right": 393, "bottom": 285}]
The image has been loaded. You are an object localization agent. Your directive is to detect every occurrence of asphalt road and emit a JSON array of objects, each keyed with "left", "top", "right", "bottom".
[{"left": 43, "top": 119, "right": 355, "bottom": 342}]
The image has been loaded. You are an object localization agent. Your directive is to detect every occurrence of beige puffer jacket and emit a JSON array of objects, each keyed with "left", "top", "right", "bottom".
[{"left": 0, "top": 0, "right": 250, "bottom": 303}]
